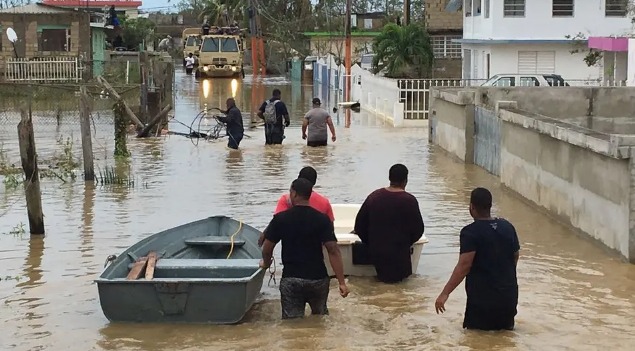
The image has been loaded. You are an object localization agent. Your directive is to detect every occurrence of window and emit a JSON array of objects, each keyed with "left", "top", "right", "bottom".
[
  {"left": 519, "top": 77, "right": 540, "bottom": 86},
  {"left": 492, "top": 77, "right": 515, "bottom": 86},
  {"left": 220, "top": 38, "right": 238, "bottom": 52},
  {"left": 465, "top": 0, "right": 473, "bottom": 16},
  {"left": 606, "top": 0, "right": 628, "bottom": 17},
  {"left": 38, "top": 29, "right": 70, "bottom": 52},
  {"left": 201, "top": 37, "right": 219, "bottom": 52},
  {"left": 504, "top": 0, "right": 525, "bottom": 17},
  {"left": 186, "top": 36, "right": 201, "bottom": 47},
  {"left": 518, "top": 51, "right": 556, "bottom": 74},
  {"left": 432, "top": 35, "right": 462, "bottom": 58},
  {"left": 553, "top": 0, "right": 574, "bottom": 16},
  {"left": 364, "top": 19, "right": 373, "bottom": 29},
  {"left": 485, "top": 0, "right": 490, "bottom": 18}
]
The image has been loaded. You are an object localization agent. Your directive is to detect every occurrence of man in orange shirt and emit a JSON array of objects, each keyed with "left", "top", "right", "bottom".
[{"left": 259, "top": 166, "right": 334, "bottom": 246}]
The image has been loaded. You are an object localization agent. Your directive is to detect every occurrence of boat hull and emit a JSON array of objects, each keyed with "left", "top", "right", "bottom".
[
  {"left": 324, "top": 204, "right": 429, "bottom": 277},
  {"left": 95, "top": 216, "right": 265, "bottom": 324},
  {"left": 96, "top": 271, "right": 265, "bottom": 324}
]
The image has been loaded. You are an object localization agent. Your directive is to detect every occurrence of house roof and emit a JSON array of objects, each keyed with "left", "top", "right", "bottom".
[{"left": 0, "top": 3, "right": 76, "bottom": 14}]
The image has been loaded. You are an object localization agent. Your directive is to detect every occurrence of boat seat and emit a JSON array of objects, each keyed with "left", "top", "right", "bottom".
[
  {"left": 184, "top": 236, "right": 246, "bottom": 247},
  {"left": 155, "top": 258, "right": 260, "bottom": 270}
]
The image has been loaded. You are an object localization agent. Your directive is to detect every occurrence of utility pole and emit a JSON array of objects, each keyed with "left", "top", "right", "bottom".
[
  {"left": 344, "top": 0, "right": 352, "bottom": 128},
  {"left": 403, "top": 0, "right": 410, "bottom": 26}
]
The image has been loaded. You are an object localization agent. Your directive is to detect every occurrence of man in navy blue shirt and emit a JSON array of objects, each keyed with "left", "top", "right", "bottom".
[
  {"left": 217, "top": 98, "right": 244, "bottom": 149},
  {"left": 435, "top": 187, "right": 520, "bottom": 331},
  {"left": 257, "top": 89, "right": 290, "bottom": 145}
]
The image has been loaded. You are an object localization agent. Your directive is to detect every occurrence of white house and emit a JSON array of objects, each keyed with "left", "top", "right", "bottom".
[{"left": 447, "top": 0, "right": 634, "bottom": 81}]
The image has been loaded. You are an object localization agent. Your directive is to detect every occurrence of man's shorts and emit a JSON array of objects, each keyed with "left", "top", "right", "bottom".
[
  {"left": 307, "top": 139, "right": 327, "bottom": 147},
  {"left": 279, "top": 277, "right": 330, "bottom": 319}
]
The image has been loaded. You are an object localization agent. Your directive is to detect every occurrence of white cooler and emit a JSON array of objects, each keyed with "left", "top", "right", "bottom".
[{"left": 323, "top": 204, "right": 428, "bottom": 277}]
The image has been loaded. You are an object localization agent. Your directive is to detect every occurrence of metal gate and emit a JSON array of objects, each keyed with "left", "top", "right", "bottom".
[{"left": 474, "top": 107, "right": 501, "bottom": 175}]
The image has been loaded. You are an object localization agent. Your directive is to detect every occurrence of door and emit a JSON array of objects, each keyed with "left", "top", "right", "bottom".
[{"left": 92, "top": 28, "right": 106, "bottom": 78}]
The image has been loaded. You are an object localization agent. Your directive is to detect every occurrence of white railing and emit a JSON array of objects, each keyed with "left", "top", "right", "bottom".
[
  {"left": 398, "top": 79, "right": 487, "bottom": 120},
  {"left": 5, "top": 57, "right": 83, "bottom": 83}
]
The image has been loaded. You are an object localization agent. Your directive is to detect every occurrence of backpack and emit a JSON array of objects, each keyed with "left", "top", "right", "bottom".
[{"left": 263, "top": 100, "right": 279, "bottom": 124}]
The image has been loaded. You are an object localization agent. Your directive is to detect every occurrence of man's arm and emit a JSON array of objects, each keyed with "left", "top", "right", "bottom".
[
  {"left": 353, "top": 196, "right": 371, "bottom": 242},
  {"left": 322, "top": 218, "right": 348, "bottom": 297},
  {"left": 435, "top": 229, "right": 476, "bottom": 314},
  {"left": 259, "top": 196, "right": 289, "bottom": 246},
  {"left": 260, "top": 239, "right": 276, "bottom": 269},
  {"left": 281, "top": 103, "right": 290, "bottom": 126},
  {"left": 514, "top": 251, "right": 520, "bottom": 266},
  {"left": 302, "top": 116, "right": 309, "bottom": 139},
  {"left": 325, "top": 200, "right": 335, "bottom": 222},
  {"left": 326, "top": 116, "right": 336, "bottom": 141},
  {"left": 257, "top": 102, "right": 265, "bottom": 119},
  {"left": 408, "top": 197, "right": 425, "bottom": 244}
]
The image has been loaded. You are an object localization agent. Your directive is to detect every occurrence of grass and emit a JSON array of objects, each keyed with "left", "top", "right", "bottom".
[{"left": 96, "top": 165, "right": 147, "bottom": 188}]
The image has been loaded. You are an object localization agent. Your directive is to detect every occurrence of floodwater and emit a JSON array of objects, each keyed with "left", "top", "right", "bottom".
[{"left": 1, "top": 70, "right": 635, "bottom": 351}]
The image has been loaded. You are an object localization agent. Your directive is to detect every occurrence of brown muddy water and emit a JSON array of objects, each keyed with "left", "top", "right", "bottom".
[{"left": 1, "top": 70, "right": 635, "bottom": 351}]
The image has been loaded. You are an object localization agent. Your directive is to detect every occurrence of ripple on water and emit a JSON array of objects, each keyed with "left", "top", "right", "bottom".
[{"left": 0, "top": 73, "right": 635, "bottom": 351}]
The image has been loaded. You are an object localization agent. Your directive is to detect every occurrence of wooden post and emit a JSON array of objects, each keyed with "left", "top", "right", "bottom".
[
  {"left": 97, "top": 76, "right": 144, "bottom": 129},
  {"left": 79, "top": 86, "right": 95, "bottom": 181},
  {"left": 137, "top": 104, "right": 172, "bottom": 138},
  {"left": 18, "top": 106, "right": 44, "bottom": 235},
  {"left": 403, "top": 0, "right": 410, "bottom": 26},
  {"left": 146, "top": 91, "right": 161, "bottom": 135},
  {"left": 113, "top": 102, "right": 130, "bottom": 157},
  {"left": 139, "top": 51, "right": 149, "bottom": 124}
]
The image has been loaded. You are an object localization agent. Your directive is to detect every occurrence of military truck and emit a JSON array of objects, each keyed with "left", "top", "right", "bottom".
[
  {"left": 195, "top": 26, "right": 246, "bottom": 79},
  {"left": 182, "top": 27, "right": 202, "bottom": 67}
]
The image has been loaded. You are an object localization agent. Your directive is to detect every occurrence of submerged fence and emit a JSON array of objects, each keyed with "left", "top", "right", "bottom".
[{"left": 5, "top": 57, "right": 83, "bottom": 83}]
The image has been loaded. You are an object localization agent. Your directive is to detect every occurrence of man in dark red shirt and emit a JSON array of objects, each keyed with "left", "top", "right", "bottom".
[{"left": 354, "top": 163, "right": 425, "bottom": 283}]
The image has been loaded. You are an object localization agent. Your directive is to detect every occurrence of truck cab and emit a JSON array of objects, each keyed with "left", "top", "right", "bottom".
[{"left": 195, "top": 27, "right": 245, "bottom": 79}]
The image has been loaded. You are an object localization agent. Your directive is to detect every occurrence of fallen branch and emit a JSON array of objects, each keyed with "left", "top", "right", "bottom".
[
  {"left": 96, "top": 76, "right": 144, "bottom": 129},
  {"left": 137, "top": 104, "right": 172, "bottom": 137}
]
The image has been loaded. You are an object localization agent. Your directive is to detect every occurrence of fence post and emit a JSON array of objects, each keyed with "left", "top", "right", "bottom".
[
  {"left": 79, "top": 86, "right": 95, "bottom": 180},
  {"left": 18, "top": 103, "right": 45, "bottom": 235}
]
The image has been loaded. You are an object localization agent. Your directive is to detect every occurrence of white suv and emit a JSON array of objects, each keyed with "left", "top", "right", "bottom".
[{"left": 481, "top": 74, "right": 570, "bottom": 87}]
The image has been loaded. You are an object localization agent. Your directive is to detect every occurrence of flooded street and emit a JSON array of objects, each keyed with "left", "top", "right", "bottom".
[{"left": 1, "top": 69, "right": 635, "bottom": 351}]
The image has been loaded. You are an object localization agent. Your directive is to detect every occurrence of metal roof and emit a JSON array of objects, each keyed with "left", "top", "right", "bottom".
[{"left": 0, "top": 3, "right": 76, "bottom": 14}]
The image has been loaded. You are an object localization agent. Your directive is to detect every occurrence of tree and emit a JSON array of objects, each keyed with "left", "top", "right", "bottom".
[
  {"left": 121, "top": 17, "right": 157, "bottom": 51},
  {"left": 372, "top": 23, "right": 433, "bottom": 78}
]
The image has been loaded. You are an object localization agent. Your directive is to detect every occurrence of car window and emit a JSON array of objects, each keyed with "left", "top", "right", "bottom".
[
  {"left": 520, "top": 77, "right": 540, "bottom": 86},
  {"left": 544, "top": 75, "right": 566, "bottom": 86},
  {"left": 492, "top": 77, "right": 515, "bottom": 87}
]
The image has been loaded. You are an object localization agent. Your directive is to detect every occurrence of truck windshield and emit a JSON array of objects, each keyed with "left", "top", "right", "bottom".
[
  {"left": 201, "top": 38, "right": 220, "bottom": 52},
  {"left": 220, "top": 38, "right": 238, "bottom": 52},
  {"left": 186, "top": 36, "right": 201, "bottom": 47}
]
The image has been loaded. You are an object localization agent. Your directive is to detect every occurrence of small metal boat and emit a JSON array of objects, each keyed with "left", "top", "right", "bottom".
[
  {"left": 324, "top": 204, "right": 429, "bottom": 277},
  {"left": 95, "top": 216, "right": 266, "bottom": 324}
]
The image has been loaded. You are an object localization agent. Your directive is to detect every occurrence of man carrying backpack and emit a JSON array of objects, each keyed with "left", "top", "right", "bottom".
[{"left": 258, "top": 89, "right": 290, "bottom": 145}]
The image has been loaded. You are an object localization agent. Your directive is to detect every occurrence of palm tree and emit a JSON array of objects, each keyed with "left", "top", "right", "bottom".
[
  {"left": 372, "top": 23, "right": 434, "bottom": 79},
  {"left": 198, "top": 0, "right": 245, "bottom": 25}
]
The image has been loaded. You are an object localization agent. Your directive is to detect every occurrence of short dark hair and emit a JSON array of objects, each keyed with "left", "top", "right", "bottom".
[
  {"left": 272, "top": 89, "right": 281, "bottom": 97},
  {"left": 470, "top": 187, "right": 492, "bottom": 214},
  {"left": 298, "top": 166, "right": 317, "bottom": 185},
  {"left": 291, "top": 178, "right": 313, "bottom": 199},
  {"left": 389, "top": 163, "right": 408, "bottom": 184}
]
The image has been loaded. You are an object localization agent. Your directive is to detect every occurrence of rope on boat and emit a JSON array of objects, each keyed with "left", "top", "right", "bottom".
[{"left": 226, "top": 220, "right": 243, "bottom": 259}]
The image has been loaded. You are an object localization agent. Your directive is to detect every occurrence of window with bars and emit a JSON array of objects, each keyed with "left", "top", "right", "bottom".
[
  {"left": 553, "top": 0, "right": 574, "bottom": 16},
  {"left": 432, "top": 35, "right": 462, "bottom": 58},
  {"left": 504, "top": 0, "right": 525, "bottom": 17},
  {"left": 606, "top": 0, "right": 628, "bottom": 17}
]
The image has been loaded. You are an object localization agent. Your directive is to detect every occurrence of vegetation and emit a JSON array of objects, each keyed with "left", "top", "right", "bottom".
[
  {"left": 120, "top": 17, "right": 157, "bottom": 51},
  {"left": 372, "top": 23, "right": 433, "bottom": 78}
]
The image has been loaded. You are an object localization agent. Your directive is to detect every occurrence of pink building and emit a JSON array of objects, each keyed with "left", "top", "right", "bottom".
[{"left": 588, "top": 36, "right": 635, "bottom": 86}]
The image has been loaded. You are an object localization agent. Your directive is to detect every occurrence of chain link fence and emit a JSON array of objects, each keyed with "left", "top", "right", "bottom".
[{"left": 0, "top": 83, "right": 139, "bottom": 169}]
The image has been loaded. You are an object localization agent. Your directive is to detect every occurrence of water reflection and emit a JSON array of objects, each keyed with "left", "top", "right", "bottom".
[{"left": 0, "top": 68, "right": 634, "bottom": 351}]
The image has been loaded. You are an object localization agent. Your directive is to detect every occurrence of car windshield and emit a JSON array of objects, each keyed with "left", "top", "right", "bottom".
[
  {"left": 220, "top": 38, "right": 238, "bottom": 52},
  {"left": 544, "top": 75, "right": 567, "bottom": 86},
  {"left": 186, "top": 36, "right": 201, "bottom": 47},
  {"left": 201, "top": 38, "right": 219, "bottom": 52}
]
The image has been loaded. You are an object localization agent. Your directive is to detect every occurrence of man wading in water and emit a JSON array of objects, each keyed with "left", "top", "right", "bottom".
[
  {"left": 435, "top": 187, "right": 520, "bottom": 331},
  {"left": 257, "top": 89, "right": 290, "bottom": 145},
  {"left": 354, "top": 164, "right": 425, "bottom": 283},
  {"left": 217, "top": 97, "right": 244, "bottom": 150},
  {"left": 302, "top": 98, "right": 336, "bottom": 147},
  {"left": 260, "top": 178, "right": 349, "bottom": 319}
]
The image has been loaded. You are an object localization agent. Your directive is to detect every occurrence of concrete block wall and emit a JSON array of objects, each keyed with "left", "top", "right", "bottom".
[
  {"left": 424, "top": 0, "right": 463, "bottom": 31},
  {"left": 429, "top": 86, "right": 635, "bottom": 262}
]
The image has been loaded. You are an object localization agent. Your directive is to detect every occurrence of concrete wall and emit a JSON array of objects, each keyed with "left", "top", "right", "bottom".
[
  {"left": 464, "top": 0, "right": 632, "bottom": 41},
  {"left": 425, "top": 0, "right": 463, "bottom": 31},
  {"left": 429, "top": 86, "right": 635, "bottom": 262},
  {"left": 0, "top": 12, "right": 91, "bottom": 73},
  {"left": 462, "top": 43, "right": 602, "bottom": 80}
]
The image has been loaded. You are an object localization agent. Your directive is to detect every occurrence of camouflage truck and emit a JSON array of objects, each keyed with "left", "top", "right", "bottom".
[
  {"left": 195, "top": 27, "right": 246, "bottom": 79},
  {"left": 182, "top": 27, "right": 202, "bottom": 66}
]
